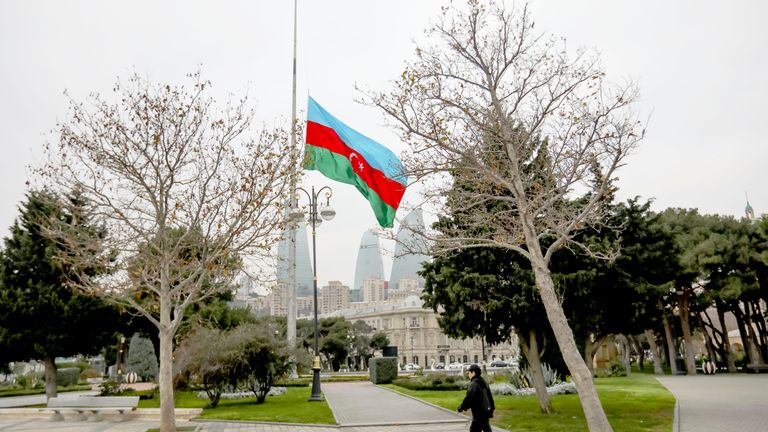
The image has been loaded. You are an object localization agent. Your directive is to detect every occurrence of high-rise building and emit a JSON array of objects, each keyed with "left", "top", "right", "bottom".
[
  {"left": 267, "top": 281, "right": 287, "bottom": 316},
  {"left": 297, "top": 296, "right": 315, "bottom": 317},
  {"left": 363, "top": 277, "right": 386, "bottom": 303},
  {"left": 387, "top": 277, "right": 421, "bottom": 301},
  {"left": 276, "top": 220, "right": 314, "bottom": 297},
  {"left": 321, "top": 281, "right": 350, "bottom": 314},
  {"left": 389, "top": 209, "right": 430, "bottom": 290},
  {"left": 352, "top": 229, "right": 385, "bottom": 302}
]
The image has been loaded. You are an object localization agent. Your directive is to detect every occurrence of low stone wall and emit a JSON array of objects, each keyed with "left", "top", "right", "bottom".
[{"left": 0, "top": 407, "right": 202, "bottom": 421}]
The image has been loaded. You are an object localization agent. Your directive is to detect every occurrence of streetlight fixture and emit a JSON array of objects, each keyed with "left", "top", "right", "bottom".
[{"left": 290, "top": 185, "right": 335, "bottom": 402}]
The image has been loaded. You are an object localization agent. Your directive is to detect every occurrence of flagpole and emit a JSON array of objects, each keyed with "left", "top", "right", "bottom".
[{"left": 286, "top": 0, "right": 299, "bottom": 379}]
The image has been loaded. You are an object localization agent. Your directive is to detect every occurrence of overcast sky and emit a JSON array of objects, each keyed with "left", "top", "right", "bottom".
[{"left": 1, "top": 0, "right": 766, "bottom": 289}]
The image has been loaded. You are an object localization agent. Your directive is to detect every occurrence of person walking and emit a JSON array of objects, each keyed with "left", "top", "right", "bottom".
[{"left": 458, "top": 363, "right": 495, "bottom": 432}]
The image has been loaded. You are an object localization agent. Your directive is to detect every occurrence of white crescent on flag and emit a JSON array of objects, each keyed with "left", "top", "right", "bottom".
[{"left": 349, "top": 152, "right": 364, "bottom": 173}]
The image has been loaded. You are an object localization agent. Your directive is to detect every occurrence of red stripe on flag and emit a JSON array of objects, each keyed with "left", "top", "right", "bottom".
[{"left": 307, "top": 121, "right": 406, "bottom": 210}]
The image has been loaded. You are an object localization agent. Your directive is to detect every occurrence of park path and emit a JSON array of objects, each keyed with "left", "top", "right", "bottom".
[
  {"left": 656, "top": 374, "right": 768, "bottom": 432},
  {"left": 321, "top": 381, "right": 466, "bottom": 426}
]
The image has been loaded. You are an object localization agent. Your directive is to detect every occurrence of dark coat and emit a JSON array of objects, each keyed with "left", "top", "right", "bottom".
[{"left": 458, "top": 375, "right": 495, "bottom": 419}]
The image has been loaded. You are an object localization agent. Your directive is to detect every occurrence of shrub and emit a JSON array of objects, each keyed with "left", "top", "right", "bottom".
[
  {"left": 511, "top": 363, "right": 561, "bottom": 388},
  {"left": 507, "top": 369, "right": 530, "bottom": 389},
  {"left": 175, "top": 321, "right": 291, "bottom": 407},
  {"left": 99, "top": 380, "right": 125, "bottom": 396},
  {"left": 393, "top": 373, "right": 467, "bottom": 391},
  {"left": 15, "top": 375, "right": 29, "bottom": 389},
  {"left": 369, "top": 357, "right": 398, "bottom": 384},
  {"left": 491, "top": 382, "right": 577, "bottom": 396},
  {"left": 595, "top": 361, "right": 627, "bottom": 378},
  {"left": 175, "top": 328, "right": 230, "bottom": 407},
  {"left": 15, "top": 372, "right": 44, "bottom": 389},
  {"left": 57, "top": 368, "right": 81, "bottom": 387},
  {"left": 228, "top": 323, "right": 291, "bottom": 404},
  {"left": 80, "top": 368, "right": 102, "bottom": 379},
  {"left": 126, "top": 333, "right": 159, "bottom": 382},
  {"left": 57, "top": 361, "right": 91, "bottom": 372}
]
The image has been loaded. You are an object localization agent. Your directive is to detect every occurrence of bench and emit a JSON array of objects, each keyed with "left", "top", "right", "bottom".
[{"left": 41, "top": 396, "right": 140, "bottom": 422}]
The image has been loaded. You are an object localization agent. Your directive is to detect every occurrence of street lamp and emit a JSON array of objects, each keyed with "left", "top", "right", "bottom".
[{"left": 290, "top": 185, "right": 335, "bottom": 402}]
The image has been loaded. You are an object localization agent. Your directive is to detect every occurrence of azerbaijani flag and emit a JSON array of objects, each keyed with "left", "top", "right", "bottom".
[{"left": 304, "top": 97, "right": 407, "bottom": 228}]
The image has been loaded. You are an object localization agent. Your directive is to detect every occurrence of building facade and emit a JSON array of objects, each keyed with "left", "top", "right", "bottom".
[
  {"left": 320, "top": 280, "right": 350, "bottom": 315},
  {"left": 362, "top": 277, "right": 386, "bottom": 303},
  {"left": 323, "top": 295, "right": 518, "bottom": 367}
]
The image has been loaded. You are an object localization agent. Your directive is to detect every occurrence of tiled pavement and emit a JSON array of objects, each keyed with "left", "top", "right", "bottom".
[
  {"left": 2, "top": 375, "right": 766, "bottom": 431},
  {"left": 656, "top": 374, "right": 768, "bottom": 432},
  {"left": 321, "top": 381, "right": 466, "bottom": 425}
]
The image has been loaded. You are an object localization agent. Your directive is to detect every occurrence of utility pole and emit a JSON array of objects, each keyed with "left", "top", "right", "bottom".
[{"left": 286, "top": 0, "right": 299, "bottom": 379}]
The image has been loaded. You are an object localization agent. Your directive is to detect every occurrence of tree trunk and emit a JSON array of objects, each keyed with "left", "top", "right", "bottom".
[
  {"left": 716, "top": 300, "right": 736, "bottom": 372},
  {"left": 753, "top": 300, "right": 768, "bottom": 361},
  {"left": 158, "top": 325, "right": 176, "bottom": 432},
  {"left": 158, "top": 275, "right": 176, "bottom": 432},
  {"left": 677, "top": 291, "right": 697, "bottom": 375},
  {"left": 582, "top": 335, "right": 600, "bottom": 377},
  {"left": 698, "top": 316, "right": 717, "bottom": 365},
  {"left": 527, "top": 255, "right": 613, "bottom": 431},
  {"left": 743, "top": 301, "right": 765, "bottom": 368},
  {"left": 644, "top": 330, "right": 664, "bottom": 375},
  {"left": 661, "top": 305, "right": 679, "bottom": 375},
  {"left": 518, "top": 329, "right": 553, "bottom": 414},
  {"left": 614, "top": 334, "right": 632, "bottom": 375},
  {"left": 43, "top": 355, "right": 58, "bottom": 400},
  {"left": 627, "top": 335, "right": 643, "bottom": 371}
]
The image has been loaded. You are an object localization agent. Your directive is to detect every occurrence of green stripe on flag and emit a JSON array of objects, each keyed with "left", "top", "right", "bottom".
[{"left": 304, "top": 145, "right": 397, "bottom": 228}]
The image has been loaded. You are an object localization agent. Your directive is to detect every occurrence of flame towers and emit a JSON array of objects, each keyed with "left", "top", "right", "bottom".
[
  {"left": 352, "top": 229, "right": 385, "bottom": 302},
  {"left": 276, "top": 220, "right": 314, "bottom": 297},
  {"left": 389, "top": 208, "right": 429, "bottom": 289}
]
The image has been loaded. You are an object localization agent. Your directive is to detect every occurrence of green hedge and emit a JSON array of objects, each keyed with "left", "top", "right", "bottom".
[
  {"left": 275, "top": 374, "right": 369, "bottom": 388},
  {"left": 57, "top": 368, "right": 81, "bottom": 387},
  {"left": 369, "top": 357, "right": 398, "bottom": 384},
  {"left": 0, "top": 384, "right": 91, "bottom": 398},
  {"left": 393, "top": 373, "right": 466, "bottom": 391}
]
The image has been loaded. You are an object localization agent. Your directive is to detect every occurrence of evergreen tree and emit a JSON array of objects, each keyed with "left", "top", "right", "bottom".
[
  {"left": 0, "top": 190, "right": 117, "bottom": 398},
  {"left": 126, "top": 333, "right": 159, "bottom": 381}
]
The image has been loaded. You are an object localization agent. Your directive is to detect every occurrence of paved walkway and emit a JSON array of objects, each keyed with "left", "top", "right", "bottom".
[
  {"left": 322, "top": 381, "right": 466, "bottom": 426},
  {"left": 10, "top": 375, "right": 766, "bottom": 432},
  {"left": 656, "top": 374, "right": 768, "bottom": 432},
  {"left": 0, "top": 381, "right": 484, "bottom": 432}
]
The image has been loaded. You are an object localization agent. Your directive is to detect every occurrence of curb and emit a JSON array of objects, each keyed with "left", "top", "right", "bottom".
[
  {"left": 673, "top": 400, "right": 680, "bottom": 432},
  {"left": 378, "top": 384, "right": 516, "bottom": 432},
  {"left": 376, "top": 384, "right": 468, "bottom": 419},
  {"left": 192, "top": 418, "right": 340, "bottom": 428}
]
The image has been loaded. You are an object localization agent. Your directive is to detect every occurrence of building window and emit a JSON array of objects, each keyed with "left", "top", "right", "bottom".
[
  {"left": 410, "top": 317, "right": 418, "bottom": 327},
  {"left": 463, "top": 355, "right": 468, "bottom": 363},
  {"left": 403, "top": 356, "right": 407, "bottom": 364},
  {"left": 449, "top": 355, "right": 454, "bottom": 363},
  {"left": 413, "top": 356, "right": 419, "bottom": 365},
  {"left": 474, "top": 355, "right": 478, "bottom": 363},
  {"left": 440, "top": 355, "right": 445, "bottom": 363}
]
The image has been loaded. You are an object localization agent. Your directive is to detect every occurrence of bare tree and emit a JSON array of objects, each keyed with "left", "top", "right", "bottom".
[
  {"left": 368, "top": 3, "right": 643, "bottom": 431},
  {"left": 35, "top": 72, "right": 294, "bottom": 432}
]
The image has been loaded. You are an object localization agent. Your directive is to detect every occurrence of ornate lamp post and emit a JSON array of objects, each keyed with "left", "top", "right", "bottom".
[{"left": 289, "top": 185, "right": 335, "bottom": 401}]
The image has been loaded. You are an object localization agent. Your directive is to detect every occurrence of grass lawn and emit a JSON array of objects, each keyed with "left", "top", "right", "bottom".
[
  {"left": 138, "top": 386, "right": 336, "bottom": 424},
  {"left": 384, "top": 374, "right": 674, "bottom": 432}
]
